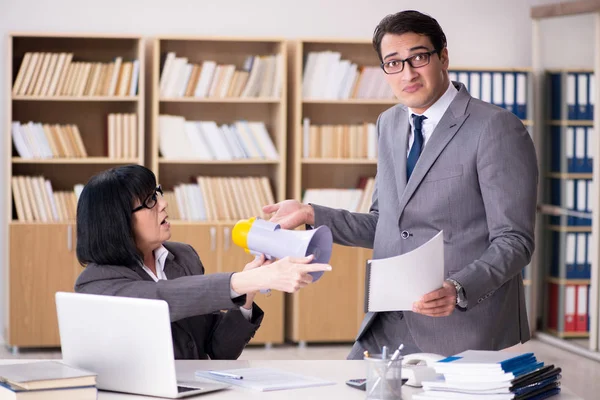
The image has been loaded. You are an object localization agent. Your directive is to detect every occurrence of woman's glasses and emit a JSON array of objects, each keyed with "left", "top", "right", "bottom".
[{"left": 132, "top": 185, "right": 163, "bottom": 213}]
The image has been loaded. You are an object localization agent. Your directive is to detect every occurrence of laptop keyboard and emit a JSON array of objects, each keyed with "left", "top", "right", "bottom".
[{"left": 178, "top": 386, "right": 201, "bottom": 393}]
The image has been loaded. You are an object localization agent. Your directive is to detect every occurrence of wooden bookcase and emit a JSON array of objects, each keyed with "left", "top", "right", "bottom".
[
  {"left": 287, "top": 39, "right": 389, "bottom": 343},
  {"left": 5, "top": 33, "right": 144, "bottom": 349},
  {"left": 149, "top": 36, "right": 287, "bottom": 345}
]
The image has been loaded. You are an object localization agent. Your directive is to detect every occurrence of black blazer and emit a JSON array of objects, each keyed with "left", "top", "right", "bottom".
[{"left": 75, "top": 241, "right": 264, "bottom": 359}]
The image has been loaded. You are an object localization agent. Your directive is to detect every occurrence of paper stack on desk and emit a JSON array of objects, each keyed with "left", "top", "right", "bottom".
[{"left": 413, "top": 350, "right": 562, "bottom": 399}]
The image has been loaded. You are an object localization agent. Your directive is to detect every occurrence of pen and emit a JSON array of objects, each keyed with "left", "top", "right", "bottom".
[
  {"left": 208, "top": 370, "right": 244, "bottom": 380},
  {"left": 367, "top": 344, "right": 404, "bottom": 396}
]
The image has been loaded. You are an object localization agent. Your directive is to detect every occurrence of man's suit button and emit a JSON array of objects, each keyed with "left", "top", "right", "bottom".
[
  {"left": 401, "top": 230, "right": 410, "bottom": 239},
  {"left": 188, "top": 341, "right": 195, "bottom": 349}
]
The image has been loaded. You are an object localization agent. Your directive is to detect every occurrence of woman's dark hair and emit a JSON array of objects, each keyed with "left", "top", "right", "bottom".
[
  {"left": 372, "top": 10, "right": 447, "bottom": 62},
  {"left": 76, "top": 164, "right": 157, "bottom": 268}
]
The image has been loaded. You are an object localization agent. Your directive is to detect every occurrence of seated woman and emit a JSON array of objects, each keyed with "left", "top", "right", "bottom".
[{"left": 75, "top": 165, "right": 331, "bottom": 360}]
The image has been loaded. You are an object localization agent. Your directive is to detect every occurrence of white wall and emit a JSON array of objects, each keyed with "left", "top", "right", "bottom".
[{"left": 0, "top": 0, "right": 583, "bottom": 344}]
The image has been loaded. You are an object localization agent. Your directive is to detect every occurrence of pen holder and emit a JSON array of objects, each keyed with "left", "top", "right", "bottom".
[{"left": 364, "top": 353, "right": 403, "bottom": 400}]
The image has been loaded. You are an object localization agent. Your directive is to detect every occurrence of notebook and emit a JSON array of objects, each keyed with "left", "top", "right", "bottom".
[{"left": 364, "top": 231, "right": 444, "bottom": 312}]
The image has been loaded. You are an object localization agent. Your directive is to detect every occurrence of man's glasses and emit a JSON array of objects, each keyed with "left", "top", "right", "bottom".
[
  {"left": 132, "top": 185, "right": 163, "bottom": 213},
  {"left": 380, "top": 49, "right": 438, "bottom": 75}
]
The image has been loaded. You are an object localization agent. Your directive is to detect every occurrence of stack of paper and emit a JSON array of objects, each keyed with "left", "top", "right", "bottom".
[{"left": 413, "top": 350, "right": 562, "bottom": 400}]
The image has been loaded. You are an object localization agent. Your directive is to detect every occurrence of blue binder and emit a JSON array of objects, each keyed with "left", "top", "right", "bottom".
[{"left": 549, "top": 73, "right": 562, "bottom": 120}]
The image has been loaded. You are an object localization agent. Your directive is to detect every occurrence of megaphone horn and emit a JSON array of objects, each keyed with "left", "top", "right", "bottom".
[{"left": 232, "top": 217, "right": 333, "bottom": 282}]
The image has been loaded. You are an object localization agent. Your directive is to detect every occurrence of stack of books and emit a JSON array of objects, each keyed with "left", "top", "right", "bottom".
[
  {"left": 414, "top": 350, "right": 561, "bottom": 400},
  {"left": 0, "top": 361, "right": 97, "bottom": 399}
]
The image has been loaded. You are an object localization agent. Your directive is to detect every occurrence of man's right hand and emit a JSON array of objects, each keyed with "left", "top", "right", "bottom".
[{"left": 262, "top": 200, "right": 315, "bottom": 229}]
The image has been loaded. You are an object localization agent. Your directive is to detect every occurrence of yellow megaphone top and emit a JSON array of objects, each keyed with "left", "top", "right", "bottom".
[{"left": 232, "top": 217, "right": 256, "bottom": 253}]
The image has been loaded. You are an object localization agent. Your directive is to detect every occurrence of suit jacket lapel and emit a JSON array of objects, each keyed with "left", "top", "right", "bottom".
[
  {"left": 391, "top": 106, "right": 410, "bottom": 204},
  {"left": 397, "top": 84, "right": 471, "bottom": 218},
  {"left": 133, "top": 264, "right": 155, "bottom": 281},
  {"left": 163, "top": 251, "right": 186, "bottom": 280}
]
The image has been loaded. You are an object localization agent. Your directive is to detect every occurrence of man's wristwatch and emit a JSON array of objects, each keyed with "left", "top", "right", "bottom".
[{"left": 446, "top": 278, "right": 467, "bottom": 308}]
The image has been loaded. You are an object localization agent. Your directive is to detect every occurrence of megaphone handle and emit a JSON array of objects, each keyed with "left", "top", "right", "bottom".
[{"left": 250, "top": 250, "right": 273, "bottom": 260}]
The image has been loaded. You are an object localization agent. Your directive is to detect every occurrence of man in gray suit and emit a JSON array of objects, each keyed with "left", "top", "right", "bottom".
[{"left": 263, "top": 10, "right": 538, "bottom": 358}]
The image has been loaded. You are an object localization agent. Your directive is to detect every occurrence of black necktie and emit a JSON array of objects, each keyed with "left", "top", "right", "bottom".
[{"left": 407, "top": 114, "right": 427, "bottom": 180}]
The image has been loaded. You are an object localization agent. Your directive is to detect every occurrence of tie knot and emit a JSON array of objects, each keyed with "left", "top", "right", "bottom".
[{"left": 412, "top": 114, "right": 427, "bottom": 130}]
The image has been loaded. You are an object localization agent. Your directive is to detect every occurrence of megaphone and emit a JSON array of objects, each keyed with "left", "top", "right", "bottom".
[{"left": 232, "top": 217, "right": 333, "bottom": 284}]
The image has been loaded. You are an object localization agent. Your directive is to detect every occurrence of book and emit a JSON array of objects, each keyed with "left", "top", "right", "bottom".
[
  {"left": 0, "top": 361, "right": 96, "bottom": 391},
  {"left": 0, "top": 383, "right": 97, "bottom": 400}
]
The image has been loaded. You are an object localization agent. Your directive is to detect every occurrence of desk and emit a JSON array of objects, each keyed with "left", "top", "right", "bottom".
[{"left": 0, "top": 359, "right": 582, "bottom": 399}]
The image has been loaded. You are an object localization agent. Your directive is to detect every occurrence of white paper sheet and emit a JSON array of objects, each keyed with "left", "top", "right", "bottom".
[
  {"left": 366, "top": 231, "right": 444, "bottom": 312},
  {"left": 195, "top": 368, "right": 335, "bottom": 392}
]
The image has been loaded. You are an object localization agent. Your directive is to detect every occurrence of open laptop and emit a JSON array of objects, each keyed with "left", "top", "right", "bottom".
[{"left": 55, "top": 292, "right": 229, "bottom": 398}]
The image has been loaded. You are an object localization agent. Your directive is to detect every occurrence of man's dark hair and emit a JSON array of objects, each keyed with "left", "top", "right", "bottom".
[
  {"left": 372, "top": 10, "right": 447, "bottom": 62},
  {"left": 76, "top": 164, "right": 157, "bottom": 268}
]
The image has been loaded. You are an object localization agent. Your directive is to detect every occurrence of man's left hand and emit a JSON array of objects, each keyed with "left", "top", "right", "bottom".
[{"left": 412, "top": 281, "right": 456, "bottom": 317}]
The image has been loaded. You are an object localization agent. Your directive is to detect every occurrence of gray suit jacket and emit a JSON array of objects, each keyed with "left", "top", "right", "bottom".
[
  {"left": 74, "top": 241, "right": 263, "bottom": 359},
  {"left": 312, "top": 82, "right": 537, "bottom": 356}
]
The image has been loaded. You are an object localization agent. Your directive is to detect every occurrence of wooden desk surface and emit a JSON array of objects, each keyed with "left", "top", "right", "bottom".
[{"left": 0, "top": 359, "right": 581, "bottom": 399}]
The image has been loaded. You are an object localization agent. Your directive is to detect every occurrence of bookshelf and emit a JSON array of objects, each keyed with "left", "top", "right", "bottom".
[
  {"left": 531, "top": 1, "right": 600, "bottom": 355},
  {"left": 538, "top": 69, "right": 594, "bottom": 341},
  {"left": 5, "top": 33, "right": 144, "bottom": 349},
  {"left": 150, "top": 36, "right": 287, "bottom": 345},
  {"left": 288, "top": 39, "right": 387, "bottom": 344}
]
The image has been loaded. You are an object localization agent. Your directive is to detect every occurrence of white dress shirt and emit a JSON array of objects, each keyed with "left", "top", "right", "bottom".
[
  {"left": 142, "top": 245, "right": 253, "bottom": 320},
  {"left": 407, "top": 82, "right": 459, "bottom": 156}
]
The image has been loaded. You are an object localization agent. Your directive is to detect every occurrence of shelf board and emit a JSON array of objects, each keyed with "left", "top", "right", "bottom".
[
  {"left": 169, "top": 220, "right": 243, "bottom": 226},
  {"left": 12, "top": 157, "right": 140, "bottom": 164},
  {"left": 160, "top": 97, "right": 280, "bottom": 103},
  {"left": 9, "top": 221, "right": 75, "bottom": 225},
  {"left": 451, "top": 67, "right": 533, "bottom": 73},
  {"left": 8, "top": 220, "right": 249, "bottom": 226},
  {"left": 547, "top": 225, "right": 592, "bottom": 233},
  {"left": 12, "top": 95, "right": 139, "bottom": 102},
  {"left": 302, "top": 158, "right": 377, "bottom": 165},
  {"left": 524, "top": 279, "right": 532, "bottom": 286},
  {"left": 545, "top": 329, "right": 589, "bottom": 339},
  {"left": 546, "top": 276, "right": 591, "bottom": 285},
  {"left": 537, "top": 203, "right": 591, "bottom": 219},
  {"left": 159, "top": 159, "right": 279, "bottom": 165},
  {"left": 548, "top": 120, "right": 594, "bottom": 126},
  {"left": 546, "top": 172, "right": 593, "bottom": 179},
  {"left": 302, "top": 99, "right": 398, "bottom": 105}
]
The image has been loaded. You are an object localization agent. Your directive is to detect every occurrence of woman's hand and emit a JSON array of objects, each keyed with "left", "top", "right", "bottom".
[
  {"left": 240, "top": 254, "right": 272, "bottom": 309},
  {"left": 261, "top": 254, "right": 330, "bottom": 292},
  {"left": 230, "top": 254, "right": 332, "bottom": 295}
]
